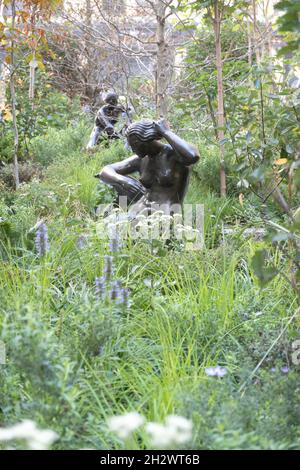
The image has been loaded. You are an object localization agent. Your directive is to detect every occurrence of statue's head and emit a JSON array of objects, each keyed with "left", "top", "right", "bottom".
[
  {"left": 126, "top": 119, "right": 161, "bottom": 158},
  {"left": 104, "top": 91, "right": 118, "bottom": 105}
]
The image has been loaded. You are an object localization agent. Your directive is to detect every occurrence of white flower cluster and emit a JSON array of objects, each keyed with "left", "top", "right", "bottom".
[
  {"left": 98, "top": 208, "right": 201, "bottom": 247},
  {"left": 205, "top": 365, "right": 227, "bottom": 377},
  {"left": 107, "top": 412, "right": 145, "bottom": 440},
  {"left": 146, "top": 415, "right": 193, "bottom": 448},
  {"left": 107, "top": 412, "right": 193, "bottom": 448},
  {"left": 0, "top": 420, "right": 58, "bottom": 450}
]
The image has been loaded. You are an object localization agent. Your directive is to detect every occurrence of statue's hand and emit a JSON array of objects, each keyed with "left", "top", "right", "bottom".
[
  {"left": 123, "top": 178, "right": 146, "bottom": 195},
  {"left": 153, "top": 118, "right": 170, "bottom": 137},
  {"left": 116, "top": 176, "right": 146, "bottom": 201}
]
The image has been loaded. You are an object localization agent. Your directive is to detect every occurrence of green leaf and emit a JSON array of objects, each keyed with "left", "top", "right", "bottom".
[
  {"left": 254, "top": 79, "right": 261, "bottom": 89},
  {"left": 219, "top": 137, "right": 229, "bottom": 145},
  {"left": 251, "top": 250, "right": 279, "bottom": 287},
  {"left": 272, "top": 232, "right": 290, "bottom": 242},
  {"left": 237, "top": 178, "right": 249, "bottom": 189}
]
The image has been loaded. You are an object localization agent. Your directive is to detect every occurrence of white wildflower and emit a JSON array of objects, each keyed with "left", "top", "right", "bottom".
[
  {"left": 0, "top": 420, "right": 36, "bottom": 441},
  {"left": 165, "top": 415, "right": 193, "bottom": 444},
  {"left": 145, "top": 422, "right": 175, "bottom": 448},
  {"left": 146, "top": 416, "right": 193, "bottom": 448},
  {"left": 205, "top": 365, "right": 227, "bottom": 377},
  {"left": 107, "top": 412, "right": 145, "bottom": 440},
  {"left": 0, "top": 420, "right": 58, "bottom": 450}
]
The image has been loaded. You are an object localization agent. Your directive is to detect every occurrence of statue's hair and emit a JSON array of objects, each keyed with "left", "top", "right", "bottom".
[
  {"left": 103, "top": 91, "right": 118, "bottom": 102},
  {"left": 126, "top": 119, "right": 161, "bottom": 142}
]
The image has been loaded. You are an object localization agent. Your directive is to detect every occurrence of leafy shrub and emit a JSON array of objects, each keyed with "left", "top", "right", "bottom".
[
  {"left": 1, "top": 67, "right": 84, "bottom": 165},
  {"left": 30, "top": 119, "right": 90, "bottom": 166},
  {"left": 0, "top": 124, "right": 14, "bottom": 163},
  {"left": 191, "top": 141, "right": 237, "bottom": 196},
  {"left": 181, "top": 369, "right": 300, "bottom": 449},
  {"left": 59, "top": 291, "right": 118, "bottom": 358},
  {"left": 0, "top": 162, "right": 43, "bottom": 188}
]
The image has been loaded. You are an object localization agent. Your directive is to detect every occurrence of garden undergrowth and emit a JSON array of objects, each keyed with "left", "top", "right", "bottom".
[{"left": 0, "top": 124, "right": 299, "bottom": 450}]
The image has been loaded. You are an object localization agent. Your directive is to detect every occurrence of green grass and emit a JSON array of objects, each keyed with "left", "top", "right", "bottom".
[{"left": 0, "top": 124, "right": 299, "bottom": 450}]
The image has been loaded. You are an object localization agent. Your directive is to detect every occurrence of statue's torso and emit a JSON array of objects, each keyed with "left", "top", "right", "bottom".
[
  {"left": 96, "top": 104, "right": 124, "bottom": 127},
  {"left": 139, "top": 145, "right": 189, "bottom": 205}
]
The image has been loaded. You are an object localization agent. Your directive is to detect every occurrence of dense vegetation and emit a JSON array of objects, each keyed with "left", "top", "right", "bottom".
[{"left": 0, "top": 0, "right": 299, "bottom": 451}]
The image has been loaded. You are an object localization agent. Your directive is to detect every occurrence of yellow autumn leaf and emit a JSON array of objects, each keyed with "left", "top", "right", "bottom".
[
  {"left": 3, "top": 109, "right": 12, "bottom": 121},
  {"left": 274, "top": 158, "right": 288, "bottom": 166},
  {"left": 37, "top": 60, "right": 46, "bottom": 72}
]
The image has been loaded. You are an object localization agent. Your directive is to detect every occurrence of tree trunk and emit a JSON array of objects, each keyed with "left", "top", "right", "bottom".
[
  {"left": 247, "top": 18, "right": 253, "bottom": 66},
  {"left": 252, "top": 0, "right": 261, "bottom": 63},
  {"left": 84, "top": 0, "right": 93, "bottom": 101},
  {"left": 213, "top": 1, "right": 226, "bottom": 197},
  {"left": 155, "top": 0, "right": 168, "bottom": 118},
  {"left": 0, "top": 57, "right": 7, "bottom": 111},
  {"left": 0, "top": 0, "right": 6, "bottom": 108},
  {"left": 9, "top": 0, "right": 19, "bottom": 189}
]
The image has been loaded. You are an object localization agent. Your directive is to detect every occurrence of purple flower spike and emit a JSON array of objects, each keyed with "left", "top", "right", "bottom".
[
  {"left": 110, "top": 280, "right": 122, "bottom": 301},
  {"left": 109, "top": 236, "right": 122, "bottom": 253},
  {"left": 95, "top": 276, "right": 105, "bottom": 300},
  {"left": 35, "top": 223, "right": 50, "bottom": 257},
  {"left": 281, "top": 365, "right": 289, "bottom": 374},
  {"left": 104, "top": 255, "right": 114, "bottom": 281},
  {"left": 121, "top": 288, "right": 130, "bottom": 308},
  {"left": 205, "top": 365, "right": 227, "bottom": 378},
  {"left": 76, "top": 234, "right": 88, "bottom": 249},
  {"left": 115, "top": 287, "right": 130, "bottom": 307}
]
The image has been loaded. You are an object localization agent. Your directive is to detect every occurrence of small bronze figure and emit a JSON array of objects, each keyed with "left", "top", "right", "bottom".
[
  {"left": 86, "top": 91, "right": 129, "bottom": 149},
  {"left": 96, "top": 119, "right": 199, "bottom": 213}
]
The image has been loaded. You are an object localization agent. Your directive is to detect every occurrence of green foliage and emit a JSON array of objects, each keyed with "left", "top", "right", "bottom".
[
  {"left": 0, "top": 123, "right": 299, "bottom": 449},
  {"left": 228, "top": 63, "right": 299, "bottom": 176},
  {"left": 16, "top": 71, "right": 81, "bottom": 143},
  {"left": 224, "top": 61, "right": 299, "bottom": 295},
  {"left": 0, "top": 68, "right": 84, "bottom": 166},
  {"left": 276, "top": 0, "right": 300, "bottom": 33},
  {"left": 176, "top": 18, "right": 249, "bottom": 128},
  {"left": 0, "top": 1, "right": 299, "bottom": 449},
  {"left": 276, "top": 0, "right": 300, "bottom": 54},
  {"left": 29, "top": 119, "right": 90, "bottom": 166},
  {"left": 190, "top": 141, "right": 237, "bottom": 196},
  {"left": 183, "top": 369, "right": 300, "bottom": 449},
  {"left": 251, "top": 249, "right": 279, "bottom": 287},
  {"left": 0, "top": 162, "right": 43, "bottom": 189},
  {"left": 0, "top": 124, "right": 14, "bottom": 162}
]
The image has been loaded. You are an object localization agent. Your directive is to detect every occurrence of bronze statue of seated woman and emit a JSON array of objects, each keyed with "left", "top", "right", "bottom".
[{"left": 95, "top": 119, "right": 199, "bottom": 218}]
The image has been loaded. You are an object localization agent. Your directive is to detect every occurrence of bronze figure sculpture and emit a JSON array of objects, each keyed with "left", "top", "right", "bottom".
[
  {"left": 96, "top": 119, "right": 199, "bottom": 214},
  {"left": 86, "top": 91, "right": 129, "bottom": 149}
]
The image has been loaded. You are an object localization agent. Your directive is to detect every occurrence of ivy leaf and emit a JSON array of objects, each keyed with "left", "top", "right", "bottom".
[{"left": 251, "top": 250, "right": 279, "bottom": 287}]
